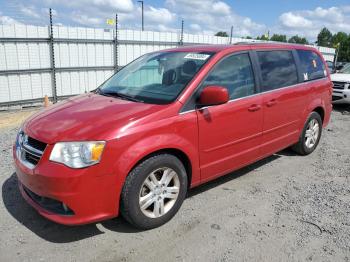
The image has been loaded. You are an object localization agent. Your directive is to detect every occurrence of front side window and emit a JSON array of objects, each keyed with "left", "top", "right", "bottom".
[
  {"left": 257, "top": 50, "right": 298, "bottom": 91},
  {"left": 297, "top": 50, "right": 326, "bottom": 81},
  {"left": 99, "top": 51, "right": 214, "bottom": 104},
  {"left": 201, "top": 53, "right": 255, "bottom": 100}
]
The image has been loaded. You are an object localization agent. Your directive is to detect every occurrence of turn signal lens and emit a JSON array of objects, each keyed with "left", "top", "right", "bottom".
[{"left": 91, "top": 143, "right": 105, "bottom": 161}]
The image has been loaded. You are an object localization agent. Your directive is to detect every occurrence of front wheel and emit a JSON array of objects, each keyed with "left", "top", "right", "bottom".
[
  {"left": 121, "top": 154, "right": 188, "bottom": 229},
  {"left": 292, "top": 111, "right": 322, "bottom": 155}
]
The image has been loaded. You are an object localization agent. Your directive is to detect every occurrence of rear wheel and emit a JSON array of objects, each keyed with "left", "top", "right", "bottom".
[
  {"left": 292, "top": 112, "right": 322, "bottom": 155},
  {"left": 121, "top": 154, "right": 188, "bottom": 229}
]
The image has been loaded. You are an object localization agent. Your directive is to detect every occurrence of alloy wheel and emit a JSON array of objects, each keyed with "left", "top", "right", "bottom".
[
  {"left": 139, "top": 167, "right": 180, "bottom": 218},
  {"left": 305, "top": 119, "right": 320, "bottom": 149}
]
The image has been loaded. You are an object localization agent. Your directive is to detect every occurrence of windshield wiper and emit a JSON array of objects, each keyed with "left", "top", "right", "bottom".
[
  {"left": 95, "top": 87, "right": 102, "bottom": 94},
  {"left": 112, "top": 92, "right": 144, "bottom": 103},
  {"left": 97, "top": 89, "right": 144, "bottom": 103}
]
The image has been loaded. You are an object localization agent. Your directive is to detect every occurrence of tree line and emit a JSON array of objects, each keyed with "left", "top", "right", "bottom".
[
  {"left": 316, "top": 28, "right": 350, "bottom": 62},
  {"left": 214, "top": 31, "right": 308, "bottom": 44},
  {"left": 215, "top": 27, "right": 350, "bottom": 62}
]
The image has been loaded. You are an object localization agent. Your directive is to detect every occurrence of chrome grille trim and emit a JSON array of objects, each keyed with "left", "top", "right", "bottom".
[
  {"left": 332, "top": 81, "right": 346, "bottom": 90},
  {"left": 22, "top": 142, "right": 44, "bottom": 158},
  {"left": 16, "top": 131, "right": 46, "bottom": 169}
]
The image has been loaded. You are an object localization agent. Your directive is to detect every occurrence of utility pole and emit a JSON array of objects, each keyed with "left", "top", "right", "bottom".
[
  {"left": 138, "top": 1, "right": 144, "bottom": 31},
  {"left": 230, "top": 26, "right": 233, "bottom": 44}
]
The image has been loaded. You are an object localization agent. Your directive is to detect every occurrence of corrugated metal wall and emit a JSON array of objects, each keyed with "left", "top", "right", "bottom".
[
  {"left": 0, "top": 24, "right": 336, "bottom": 106},
  {"left": 314, "top": 47, "right": 335, "bottom": 62}
]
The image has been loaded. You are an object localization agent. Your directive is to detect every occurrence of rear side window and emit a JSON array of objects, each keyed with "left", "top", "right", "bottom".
[
  {"left": 257, "top": 50, "right": 298, "bottom": 91},
  {"left": 202, "top": 53, "right": 255, "bottom": 100},
  {"left": 297, "top": 50, "right": 326, "bottom": 81}
]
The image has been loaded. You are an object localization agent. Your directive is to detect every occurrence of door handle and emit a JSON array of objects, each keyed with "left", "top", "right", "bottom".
[
  {"left": 266, "top": 99, "right": 277, "bottom": 107},
  {"left": 248, "top": 104, "right": 261, "bottom": 112}
]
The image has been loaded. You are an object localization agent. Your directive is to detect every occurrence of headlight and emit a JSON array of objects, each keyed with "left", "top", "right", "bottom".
[
  {"left": 49, "top": 141, "right": 106, "bottom": 168},
  {"left": 16, "top": 128, "right": 23, "bottom": 146}
]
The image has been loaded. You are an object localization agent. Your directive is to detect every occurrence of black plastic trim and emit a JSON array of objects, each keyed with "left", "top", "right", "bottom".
[{"left": 23, "top": 186, "right": 74, "bottom": 216}]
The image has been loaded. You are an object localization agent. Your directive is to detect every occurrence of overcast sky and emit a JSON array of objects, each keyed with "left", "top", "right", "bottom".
[{"left": 1, "top": 0, "right": 350, "bottom": 40}]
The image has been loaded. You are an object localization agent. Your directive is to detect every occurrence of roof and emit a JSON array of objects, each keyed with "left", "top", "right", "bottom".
[
  {"left": 161, "top": 44, "right": 232, "bottom": 52},
  {"left": 161, "top": 42, "right": 318, "bottom": 53}
]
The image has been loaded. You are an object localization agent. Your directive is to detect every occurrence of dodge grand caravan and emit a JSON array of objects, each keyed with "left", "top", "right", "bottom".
[{"left": 14, "top": 43, "right": 332, "bottom": 229}]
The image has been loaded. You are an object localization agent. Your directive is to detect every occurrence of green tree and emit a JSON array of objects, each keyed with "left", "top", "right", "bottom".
[
  {"left": 343, "top": 35, "right": 350, "bottom": 62},
  {"left": 317, "top": 27, "right": 332, "bottom": 47},
  {"left": 331, "top": 32, "right": 348, "bottom": 47},
  {"left": 288, "top": 35, "right": 309, "bottom": 44},
  {"left": 256, "top": 34, "right": 269, "bottom": 41},
  {"left": 243, "top": 36, "right": 252, "bottom": 39},
  {"left": 331, "top": 32, "right": 349, "bottom": 62},
  {"left": 270, "top": 34, "right": 287, "bottom": 42},
  {"left": 215, "top": 31, "right": 228, "bottom": 37}
]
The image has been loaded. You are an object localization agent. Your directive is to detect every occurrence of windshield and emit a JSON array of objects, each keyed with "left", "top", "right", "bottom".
[
  {"left": 98, "top": 51, "right": 214, "bottom": 104},
  {"left": 339, "top": 63, "right": 350, "bottom": 74}
]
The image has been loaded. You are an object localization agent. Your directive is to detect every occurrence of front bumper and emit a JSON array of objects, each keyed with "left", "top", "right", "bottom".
[
  {"left": 13, "top": 145, "right": 120, "bottom": 225},
  {"left": 332, "top": 88, "right": 350, "bottom": 104}
]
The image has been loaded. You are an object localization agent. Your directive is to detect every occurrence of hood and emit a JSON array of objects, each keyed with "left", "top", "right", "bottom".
[
  {"left": 331, "top": 73, "right": 350, "bottom": 83},
  {"left": 23, "top": 93, "right": 166, "bottom": 144}
]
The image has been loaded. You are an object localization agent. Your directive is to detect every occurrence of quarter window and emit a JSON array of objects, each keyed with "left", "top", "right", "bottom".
[
  {"left": 202, "top": 53, "right": 255, "bottom": 100},
  {"left": 297, "top": 50, "right": 326, "bottom": 81},
  {"left": 257, "top": 50, "right": 298, "bottom": 91}
]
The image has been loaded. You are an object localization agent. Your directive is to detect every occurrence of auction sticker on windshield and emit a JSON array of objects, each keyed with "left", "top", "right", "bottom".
[{"left": 184, "top": 53, "right": 210, "bottom": 60}]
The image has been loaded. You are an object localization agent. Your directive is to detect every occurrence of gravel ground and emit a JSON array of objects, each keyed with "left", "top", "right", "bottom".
[{"left": 0, "top": 106, "right": 350, "bottom": 262}]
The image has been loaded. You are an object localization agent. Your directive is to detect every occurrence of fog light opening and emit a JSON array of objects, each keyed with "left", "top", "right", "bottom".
[{"left": 62, "top": 203, "right": 69, "bottom": 212}]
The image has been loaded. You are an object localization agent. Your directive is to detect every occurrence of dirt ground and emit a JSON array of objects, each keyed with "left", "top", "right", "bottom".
[{"left": 0, "top": 105, "right": 350, "bottom": 262}]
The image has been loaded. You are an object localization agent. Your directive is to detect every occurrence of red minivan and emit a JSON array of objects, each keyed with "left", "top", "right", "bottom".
[{"left": 14, "top": 43, "right": 332, "bottom": 229}]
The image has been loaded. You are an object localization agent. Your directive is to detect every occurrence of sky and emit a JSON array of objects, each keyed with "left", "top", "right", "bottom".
[{"left": 0, "top": 0, "right": 350, "bottom": 41}]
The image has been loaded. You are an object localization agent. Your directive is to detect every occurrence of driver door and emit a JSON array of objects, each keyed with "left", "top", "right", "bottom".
[{"left": 196, "top": 52, "right": 263, "bottom": 182}]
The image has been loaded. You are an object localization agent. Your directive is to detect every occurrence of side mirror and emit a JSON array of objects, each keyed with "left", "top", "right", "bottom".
[{"left": 198, "top": 86, "right": 229, "bottom": 107}]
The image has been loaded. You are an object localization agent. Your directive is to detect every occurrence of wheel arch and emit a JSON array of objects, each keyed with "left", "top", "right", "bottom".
[
  {"left": 302, "top": 98, "right": 326, "bottom": 127},
  {"left": 128, "top": 148, "right": 193, "bottom": 189},
  {"left": 312, "top": 106, "right": 325, "bottom": 123},
  {"left": 113, "top": 133, "right": 200, "bottom": 190}
]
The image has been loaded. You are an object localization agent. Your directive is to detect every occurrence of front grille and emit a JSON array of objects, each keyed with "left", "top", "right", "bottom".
[
  {"left": 23, "top": 185, "right": 74, "bottom": 216},
  {"left": 24, "top": 151, "right": 41, "bottom": 165},
  {"left": 16, "top": 132, "right": 47, "bottom": 168},
  {"left": 332, "top": 96, "right": 342, "bottom": 101},
  {"left": 332, "top": 81, "right": 346, "bottom": 90},
  {"left": 27, "top": 136, "right": 47, "bottom": 152}
]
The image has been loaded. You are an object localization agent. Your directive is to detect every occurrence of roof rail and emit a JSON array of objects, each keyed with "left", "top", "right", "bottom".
[{"left": 233, "top": 41, "right": 315, "bottom": 47}]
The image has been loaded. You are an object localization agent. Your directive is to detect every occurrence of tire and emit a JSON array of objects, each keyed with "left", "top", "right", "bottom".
[
  {"left": 121, "top": 153, "right": 188, "bottom": 230},
  {"left": 292, "top": 112, "right": 322, "bottom": 155}
]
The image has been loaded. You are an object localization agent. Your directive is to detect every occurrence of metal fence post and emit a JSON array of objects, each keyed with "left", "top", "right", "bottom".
[
  {"left": 49, "top": 8, "right": 57, "bottom": 103},
  {"left": 114, "top": 13, "right": 119, "bottom": 72},
  {"left": 179, "top": 19, "right": 184, "bottom": 46}
]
